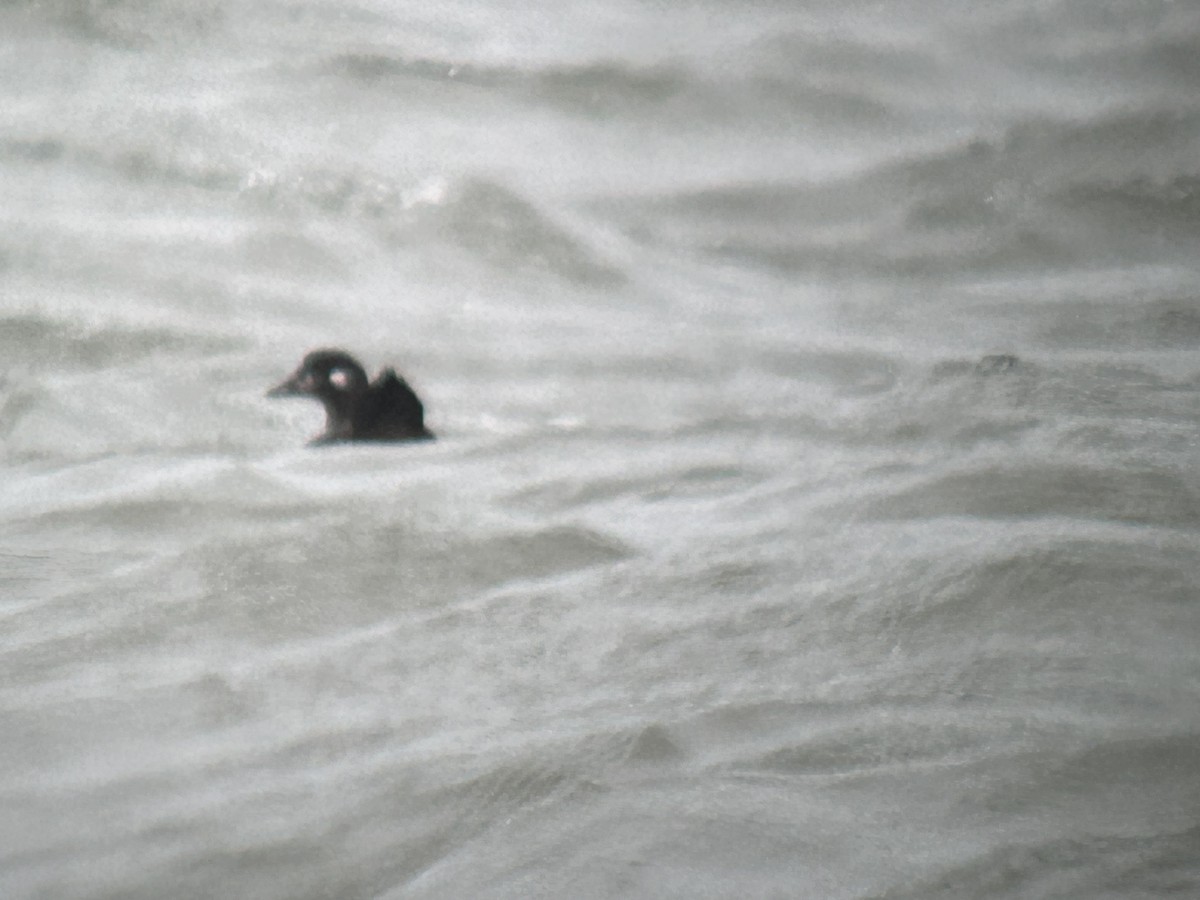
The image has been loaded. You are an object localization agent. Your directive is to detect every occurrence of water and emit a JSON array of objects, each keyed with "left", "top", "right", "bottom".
[{"left": 2, "top": 1, "right": 1199, "bottom": 897}]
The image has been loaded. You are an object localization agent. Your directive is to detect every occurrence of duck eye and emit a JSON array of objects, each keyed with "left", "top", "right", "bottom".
[{"left": 328, "top": 368, "right": 352, "bottom": 390}]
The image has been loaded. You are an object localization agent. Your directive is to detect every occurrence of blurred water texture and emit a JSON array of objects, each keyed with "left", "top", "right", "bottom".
[{"left": 1, "top": 1, "right": 1199, "bottom": 897}]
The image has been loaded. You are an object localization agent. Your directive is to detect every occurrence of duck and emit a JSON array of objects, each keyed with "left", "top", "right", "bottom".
[{"left": 267, "top": 348, "right": 434, "bottom": 445}]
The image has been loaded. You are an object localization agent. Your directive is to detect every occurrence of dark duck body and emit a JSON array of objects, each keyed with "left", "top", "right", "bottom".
[{"left": 268, "top": 349, "right": 434, "bottom": 445}]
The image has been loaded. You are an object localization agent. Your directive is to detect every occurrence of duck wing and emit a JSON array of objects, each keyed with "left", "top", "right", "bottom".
[{"left": 360, "top": 368, "right": 433, "bottom": 440}]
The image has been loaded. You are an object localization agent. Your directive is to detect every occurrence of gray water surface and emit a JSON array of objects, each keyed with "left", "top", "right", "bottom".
[{"left": 2, "top": 1, "right": 1199, "bottom": 897}]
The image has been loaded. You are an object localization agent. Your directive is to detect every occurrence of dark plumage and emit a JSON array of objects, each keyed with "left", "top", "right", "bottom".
[{"left": 267, "top": 348, "right": 434, "bottom": 445}]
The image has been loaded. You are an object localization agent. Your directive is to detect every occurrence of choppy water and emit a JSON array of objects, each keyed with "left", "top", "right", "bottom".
[{"left": 3, "top": 1, "right": 1199, "bottom": 897}]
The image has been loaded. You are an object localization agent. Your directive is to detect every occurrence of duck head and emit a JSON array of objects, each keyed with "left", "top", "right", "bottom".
[{"left": 268, "top": 348, "right": 370, "bottom": 438}]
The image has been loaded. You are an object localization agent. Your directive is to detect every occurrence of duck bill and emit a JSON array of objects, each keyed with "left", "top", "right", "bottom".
[{"left": 266, "top": 373, "right": 305, "bottom": 398}]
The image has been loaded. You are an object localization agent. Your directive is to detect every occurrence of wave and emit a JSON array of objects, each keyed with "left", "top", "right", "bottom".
[
  {"left": 872, "top": 462, "right": 1199, "bottom": 527},
  {"left": 1057, "top": 173, "right": 1200, "bottom": 231},
  {"left": 0, "top": 312, "right": 237, "bottom": 372},
  {"left": 1, "top": 127, "right": 626, "bottom": 285},
  {"left": 325, "top": 52, "right": 694, "bottom": 117},
  {"left": 879, "top": 821, "right": 1200, "bottom": 900},
  {"left": 394, "top": 178, "right": 627, "bottom": 286},
  {"left": 1031, "top": 293, "right": 1200, "bottom": 351},
  {"left": 321, "top": 48, "right": 899, "bottom": 126},
  {"left": 595, "top": 107, "right": 1200, "bottom": 277},
  {"left": 9, "top": 0, "right": 227, "bottom": 48},
  {"left": 0, "top": 133, "right": 241, "bottom": 193}
]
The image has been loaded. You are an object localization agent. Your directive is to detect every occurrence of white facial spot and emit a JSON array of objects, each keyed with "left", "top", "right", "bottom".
[{"left": 329, "top": 368, "right": 351, "bottom": 390}]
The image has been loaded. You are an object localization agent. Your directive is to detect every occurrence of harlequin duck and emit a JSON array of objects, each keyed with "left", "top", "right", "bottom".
[{"left": 268, "top": 348, "right": 434, "bottom": 445}]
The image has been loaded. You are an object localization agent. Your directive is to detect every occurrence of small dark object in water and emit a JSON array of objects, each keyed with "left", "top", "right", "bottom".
[
  {"left": 976, "top": 354, "right": 1020, "bottom": 374},
  {"left": 268, "top": 348, "right": 434, "bottom": 445}
]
